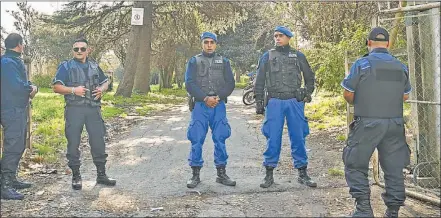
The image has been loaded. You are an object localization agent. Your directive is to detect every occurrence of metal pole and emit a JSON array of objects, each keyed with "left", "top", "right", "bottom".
[{"left": 379, "top": 2, "right": 440, "bottom": 14}]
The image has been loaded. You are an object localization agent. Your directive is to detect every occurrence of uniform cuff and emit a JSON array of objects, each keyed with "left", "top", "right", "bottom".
[
  {"left": 341, "top": 82, "right": 355, "bottom": 92},
  {"left": 52, "top": 79, "right": 65, "bottom": 86}
]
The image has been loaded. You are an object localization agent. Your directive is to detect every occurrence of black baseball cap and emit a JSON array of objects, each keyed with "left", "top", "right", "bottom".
[{"left": 368, "top": 27, "right": 390, "bottom": 41}]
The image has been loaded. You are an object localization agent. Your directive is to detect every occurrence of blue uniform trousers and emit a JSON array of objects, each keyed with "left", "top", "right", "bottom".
[
  {"left": 262, "top": 98, "right": 310, "bottom": 168},
  {"left": 187, "top": 101, "right": 231, "bottom": 167}
]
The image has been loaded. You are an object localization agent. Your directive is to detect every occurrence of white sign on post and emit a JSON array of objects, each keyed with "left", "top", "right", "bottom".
[{"left": 131, "top": 8, "right": 144, "bottom": 25}]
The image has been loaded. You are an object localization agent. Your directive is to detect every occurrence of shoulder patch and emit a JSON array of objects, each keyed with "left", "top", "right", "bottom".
[{"left": 358, "top": 58, "right": 371, "bottom": 70}]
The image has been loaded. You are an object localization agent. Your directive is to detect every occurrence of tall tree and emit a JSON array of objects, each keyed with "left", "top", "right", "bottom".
[
  {"left": 133, "top": 1, "right": 153, "bottom": 94},
  {"left": 115, "top": 1, "right": 144, "bottom": 97}
]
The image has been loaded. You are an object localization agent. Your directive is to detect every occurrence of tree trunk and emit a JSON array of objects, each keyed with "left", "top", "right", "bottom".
[
  {"left": 115, "top": 1, "right": 144, "bottom": 97},
  {"left": 235, "top": 70, "right": 241, "bottom": 83},
  {"left": 133, "top": 1, "right": 153, "bottom": 94},
  {"left": 160, "top": 65, "right": 173, "bottom": 89}
]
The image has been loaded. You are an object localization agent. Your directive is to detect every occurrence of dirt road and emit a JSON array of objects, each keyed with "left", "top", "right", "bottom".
[{"left": 1, "top": 90, "right": 439, "bottom": 217}]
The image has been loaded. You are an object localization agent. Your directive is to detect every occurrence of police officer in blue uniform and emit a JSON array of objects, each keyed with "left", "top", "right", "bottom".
[
  {"left": 185, "top": 32, "right": 236, "bottom": 188},
  {"left": 52, "top": 38, "right": 116, "bottom": 190},
  {"left": 1, "top": 33, "right": 38, "bottom": 200},
  {"left": 341, "top": 27, "right": 412, "bottom": 217},
  {"left": 254, "top": 26, "right": 317, "bottom": 188}
]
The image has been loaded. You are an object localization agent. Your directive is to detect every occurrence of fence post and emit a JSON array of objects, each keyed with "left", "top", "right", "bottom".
[{"left": 23, "top": 57, "right": 32, "bottom": 152}]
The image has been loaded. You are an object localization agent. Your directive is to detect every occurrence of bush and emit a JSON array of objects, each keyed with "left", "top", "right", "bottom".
[{"left": 32, "top": 74, "right": 53, "bottom": 88}]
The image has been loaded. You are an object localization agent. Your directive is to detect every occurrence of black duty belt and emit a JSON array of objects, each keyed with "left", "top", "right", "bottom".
[{"left": 268, "top": 92, "right": 296, "bottom": 100}]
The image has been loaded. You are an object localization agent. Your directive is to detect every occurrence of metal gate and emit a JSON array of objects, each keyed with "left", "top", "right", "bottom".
[{"left": 346, "top": 1, "right": 440, "bottom": 207}]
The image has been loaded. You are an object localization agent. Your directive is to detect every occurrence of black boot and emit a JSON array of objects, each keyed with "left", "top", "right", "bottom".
[
  {"left": 96, "top": 164, "right": 116, "bottom": 186},
  {"left": 216, "top": 166, "right": 236, "bottom": 186},
  {"left": 11, "top": 174, "right": 32, "bottom": 189},
  {"left": 1, "top": 173, "right": 24, "bottom": 200},
  {"left": 260, "top": 166, "right": 274, "bottom": 188},
  {"left": 351, "top": 199, "right": 374, "bottom": 217},
  {"left": 71, "top": 166, "right": 82, "bottom": 190},
  {"left": 297, "top": 166, "right": 317, "bottom": 187},
  {"left": 187, "top": 166, "right": 201, "bottom": 188},
  {"left": 385, "top": 206, "right": 400, "bottom": 218}
]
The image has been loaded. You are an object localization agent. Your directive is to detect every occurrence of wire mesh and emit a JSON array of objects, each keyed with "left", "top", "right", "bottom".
[{"left": 373, "top": 3, "right": 441, "bottom": 200}]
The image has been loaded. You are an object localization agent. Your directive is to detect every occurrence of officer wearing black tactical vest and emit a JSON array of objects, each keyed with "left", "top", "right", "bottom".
[
  {"left": 254, "top": 26, "right": 316, "bottom": 189},
  {"left": 52, "top": 38, "right": 116, "bottom": 190},
  {"left": 341, "top": 27, "right": 412, "bottom": 218},
  {"left": 185, "top": 32, "right": 236, "bottom": 188}
]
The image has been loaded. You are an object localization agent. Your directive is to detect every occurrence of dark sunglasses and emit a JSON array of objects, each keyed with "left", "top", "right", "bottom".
[
  {"left": 203, "top": 40, "right": 216, "bottom": 45},
  {"left": 274, "top": 33, "right": 285, "bottom": 38},
  {"left": 73, "top": 47, "right": 87, "bottom": 52}
]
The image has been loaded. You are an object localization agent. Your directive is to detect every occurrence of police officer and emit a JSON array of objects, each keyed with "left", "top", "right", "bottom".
[
  {"left": 52, "top": 38, "right": 116, "bottom": 190},
  {"left": 254, "top": 26, "right": 317, "bottom": 188},
  {"left": 341, "top": 27, "right": 412, "bottom": 217},
  {"left": 1, "top": 33, "right": 38, "bottom": 200},
  {"left": 185, "top": 32, "right": 236, "bottom": 188}
]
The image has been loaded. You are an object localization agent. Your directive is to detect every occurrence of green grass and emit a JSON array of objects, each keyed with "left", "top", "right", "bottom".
[
  {"left": 328, "top": 168, "right": 345, "bottom": 177},
  {"left": 27, "top": 84, "right": 187, "bottom": 163},
  {"left": 102, "top": 106, "right": 126, "bottom": 119},
  {"left": 305, "top": 92, "right": 347, "bottom": 130},
  {"left": 235, "top": 82, "right": 248, "bottom": 89},
  {"left": 135, "top": 105, "right": 155, "bottom": 116},
  {"left": 336, "top": 134, "right": 347, "bottom": 141}
]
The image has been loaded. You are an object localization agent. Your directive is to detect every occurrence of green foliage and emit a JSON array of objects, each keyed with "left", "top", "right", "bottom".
[
  {"left": 32, "top": 74, "right": 53, "bottom": 88},
  {"left": 305, "top": 92, "right": 347, "bottom": 130},
  {"left": 235, "top": 83, "right": 248, "bottom": 89},
  {"left": 303, "top": 24, "right": 371, "bottom": 93}
]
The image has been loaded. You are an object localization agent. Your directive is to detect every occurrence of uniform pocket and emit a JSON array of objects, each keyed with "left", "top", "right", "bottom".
[
  {"left": 261, "top": 119, "right": 270, "bottom": 138},
  {"left": 215, "top": 118, "right": 231, "bottom": 141},
  {"left": 342, "top": 141, "right": 359, "bottom": 167},
  {"left": 187, "top": 120, "right": 197, "bottom": 142}
]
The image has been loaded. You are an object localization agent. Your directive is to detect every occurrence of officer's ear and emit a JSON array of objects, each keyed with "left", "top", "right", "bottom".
[{"left": 367, "top": 40, "right": 372, "bottom": 47}]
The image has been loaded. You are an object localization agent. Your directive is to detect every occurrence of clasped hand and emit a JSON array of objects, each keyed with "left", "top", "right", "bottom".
[{"left": 205, "top": 96, "right": 219, "bottom": 108}]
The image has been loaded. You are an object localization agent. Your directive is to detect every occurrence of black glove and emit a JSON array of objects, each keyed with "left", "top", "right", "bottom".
[{"left": 256, "top": 100, "right": 265, "bottom": 114}]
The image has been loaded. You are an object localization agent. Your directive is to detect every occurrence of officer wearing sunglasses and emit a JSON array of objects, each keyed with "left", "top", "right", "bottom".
[{"left": 52, "top": 38, "right": 116, "bottom": 190}]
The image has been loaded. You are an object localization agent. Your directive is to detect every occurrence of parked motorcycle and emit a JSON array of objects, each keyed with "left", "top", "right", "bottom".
[{"left": 242, "top": 76, "right": 256, "bottom": 105}]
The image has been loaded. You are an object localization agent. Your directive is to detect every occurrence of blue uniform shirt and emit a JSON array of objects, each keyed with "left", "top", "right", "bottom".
[
  {"left": 341, "top": 48, "right": 412, "bottom": 94},
  {"left": 184, "top": 52, "right": 235, "bottom": 102},
  {"left": 1, "top": 50, "right": 33, "bottom": 110},
  {"left": 52, "top": 58, "right": 108, "bottom": 86}
]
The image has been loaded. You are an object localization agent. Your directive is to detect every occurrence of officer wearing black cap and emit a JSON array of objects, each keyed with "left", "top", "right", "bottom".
[
  {"left": 341, "top": 27, "right": 412, "bottom": 217},
  {"left": 254, "top": 26, "right": 316, "bottom": 188}
]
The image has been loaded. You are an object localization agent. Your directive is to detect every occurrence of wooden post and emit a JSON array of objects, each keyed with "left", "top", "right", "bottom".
[
  {"left": 344, "top": 51, "right": 353, "bottom": 137},
  {"left": 23, "top": 57, "right": 32, "bottom": 152}
]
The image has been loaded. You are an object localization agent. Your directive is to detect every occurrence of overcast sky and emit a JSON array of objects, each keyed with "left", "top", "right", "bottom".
[{"left": 1, "top": 2, "right": 69, "bottom": 33}]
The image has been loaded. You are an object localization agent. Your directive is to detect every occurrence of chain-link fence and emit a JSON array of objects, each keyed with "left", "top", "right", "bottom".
[{"left": 344, "top": 1, "right": 440, "bottom": 206}]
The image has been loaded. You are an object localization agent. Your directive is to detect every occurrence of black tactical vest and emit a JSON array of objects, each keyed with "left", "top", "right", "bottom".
[
  {"left": 266, "top": 49, "right": 301, "bottom": 94},
  {"left": 195, "top": 54, "right": 225, "bottom": 96},
  {"left": 354, "top": 56, "right": 407, "bottom": 118},
  {"left": 63, "top": 59, "right": 101, "bottom": 107}
]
